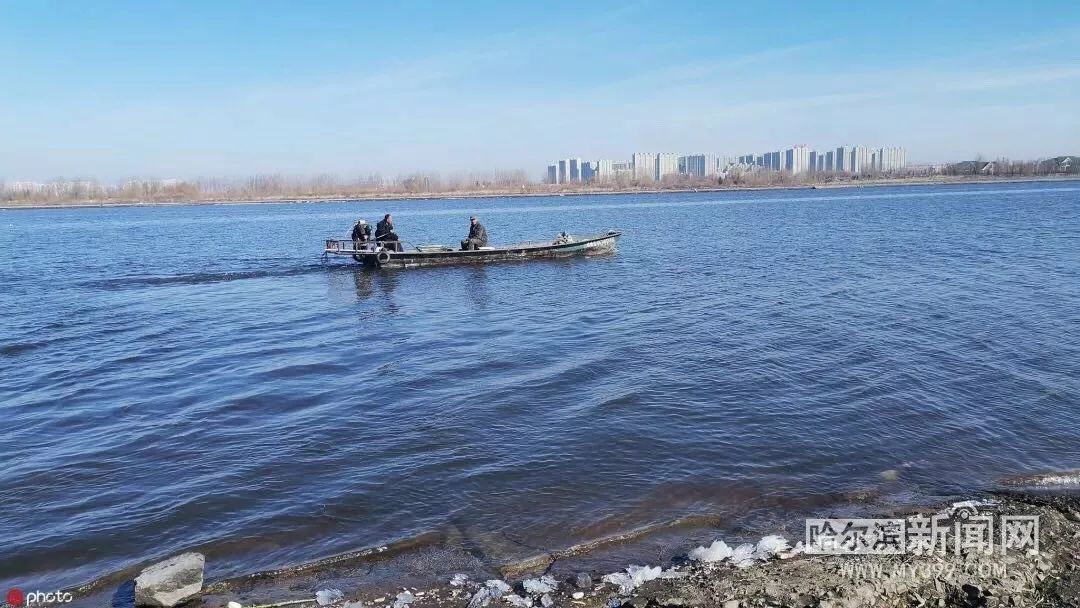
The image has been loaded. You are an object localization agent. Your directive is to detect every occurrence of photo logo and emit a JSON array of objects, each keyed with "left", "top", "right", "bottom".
[{"left": 4, "top": 588, "right": 73, "bottom": 607}]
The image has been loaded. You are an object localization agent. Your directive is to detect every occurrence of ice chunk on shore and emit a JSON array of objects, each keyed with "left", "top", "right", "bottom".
[
  {"left": 471, "top": 579, "right": 513, "bottom": 606},
  {"left": 778, "top": 541, "right": 804, "bottom": 559},
  {"left": 503, "top": 594, "right": 532, "bottom": 607},
  {"left": 730, "top": 543, "right": 757, "bottom": 568},
  {"left": 486, "top": 580, "right": 512, "bottom": 598},
  {"left": 392, "top": 592, "right": 414, "bottom": 608},
  {"left": 522, "top": 575, "right": 557, "bottom": 595},
  {"left": 602, "top": 565, "right": 662, "bottom": 594},
  {"left": 601, "top": 572, "right": 634, "bottom": 595},
  {"left": 317, "top": 589, "right": 344, "bottom": 606},
  {"left": 688, "top": 539, "right": 733, "bottom": 563},
  {"left": 628, "top": 564, "right": 662, "bottom": 584},
  {"left": 468, "top": 590, "right": 492, "bottom": 608},
  {"left": 753, "top": 535, "right": 790, "bottom": 561},
  {"left": 689, "top": 535, "right": 792, "bottom": 566},
  {"left": 450, "top": 574, "right": 470, "bottom": 587}
]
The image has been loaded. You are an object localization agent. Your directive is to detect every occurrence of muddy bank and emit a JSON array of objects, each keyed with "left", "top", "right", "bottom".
[{"left": 162, "top": 492, "right": 1080, "bottom": 608}]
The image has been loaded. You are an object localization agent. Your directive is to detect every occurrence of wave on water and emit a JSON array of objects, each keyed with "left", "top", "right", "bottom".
[{"left": 1001, "top": 470, "right": 1080, "bottom": 488}]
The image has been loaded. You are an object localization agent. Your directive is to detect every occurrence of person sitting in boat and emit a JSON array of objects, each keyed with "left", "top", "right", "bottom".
[
  {"left": 460, "top": 216, "right": 488, "bottom": 250},
  {"left": 375, "top": 213, "right": 402, "bottom": 252},
  {"left": 351, "top": 219, "right": 372, "bottom": 245}
]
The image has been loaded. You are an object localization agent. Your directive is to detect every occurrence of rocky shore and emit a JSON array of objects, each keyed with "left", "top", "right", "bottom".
[{"left": 180, "top": 492, "right": 1080, "bottom": 608}]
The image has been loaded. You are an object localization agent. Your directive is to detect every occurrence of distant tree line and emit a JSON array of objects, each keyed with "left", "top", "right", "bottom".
[
  {"left": 0, "top": 169, "right": 536, "bottom": 204},
  {"left": 938, "top": 156, "right": 1078, "bottom": 177}
]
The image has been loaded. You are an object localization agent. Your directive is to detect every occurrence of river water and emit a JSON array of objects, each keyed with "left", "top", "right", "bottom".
[{"left": 2, "top": 183, "right": 1079, "bottom": 595}]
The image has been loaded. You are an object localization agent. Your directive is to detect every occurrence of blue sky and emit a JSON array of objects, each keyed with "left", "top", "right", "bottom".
[{"left": 1, "top": 0, "right": 1078, "bottom": 181}]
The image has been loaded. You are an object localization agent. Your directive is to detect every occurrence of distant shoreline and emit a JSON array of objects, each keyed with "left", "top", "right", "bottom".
[{"left": 2, "top": 174, "right": 1078, "bottom": 211}]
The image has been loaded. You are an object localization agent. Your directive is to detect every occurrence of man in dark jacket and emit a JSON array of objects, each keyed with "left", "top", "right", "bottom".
[
  {"left": 351, "top": 220, "right": 371, "bottom": 244},
  {"left": 375, "top": 213, "right": 402, "bottom": 252},
  {"left": 461, "top": 216, "right": 488, "bottom": 250}
]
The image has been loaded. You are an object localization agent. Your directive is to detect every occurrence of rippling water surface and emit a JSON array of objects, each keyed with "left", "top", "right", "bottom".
[{"left": 2, "top": 183, "right": 1079, "bottom": 592}]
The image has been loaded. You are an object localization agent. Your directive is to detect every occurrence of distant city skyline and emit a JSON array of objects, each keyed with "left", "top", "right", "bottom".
[
  {"left": 1, "top": 1, "right": 1078, "bottom": 181},
  {"left": 547, "top": 144, "right": 909, "bottom": 184}
]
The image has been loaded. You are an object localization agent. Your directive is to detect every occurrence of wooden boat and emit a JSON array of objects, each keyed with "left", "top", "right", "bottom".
[{"left": 324, "top": 230, "right": 621, "bottom": 268}]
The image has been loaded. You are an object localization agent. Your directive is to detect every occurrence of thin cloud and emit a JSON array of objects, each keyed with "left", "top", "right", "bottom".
[
  {"left": 241, "top": 47, "right": 511, "bottom": 103},
  {"left": 595, "top": 41, "right": 832, "bottom": 92},
  {"left": 943, "top": 65, "right": 1080, "bottom": 92}
]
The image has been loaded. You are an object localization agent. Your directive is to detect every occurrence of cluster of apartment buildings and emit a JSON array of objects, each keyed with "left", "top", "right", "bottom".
[{"left": 547, "top": 145, "right": 907, "bottom": 184}]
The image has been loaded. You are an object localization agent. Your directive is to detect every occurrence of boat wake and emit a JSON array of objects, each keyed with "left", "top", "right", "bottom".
[{"left": 80, "top": 263, "right": 354, "bottom": 290}]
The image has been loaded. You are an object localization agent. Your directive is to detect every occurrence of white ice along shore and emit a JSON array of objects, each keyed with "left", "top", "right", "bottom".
[
  {"left": 438, "top": 533, "right": 801, "bottom": 607},
  {"left": 687, "top": 534, "right": 802, "bottom": 567},
  {"left": 601, "top": 565, "right": 686, "bottom": 595}
]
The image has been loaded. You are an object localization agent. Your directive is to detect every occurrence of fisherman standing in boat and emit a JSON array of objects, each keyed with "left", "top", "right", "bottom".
[
  {"left": 375, "top": 213, "right": 402, "bottom": 252},
  {"left": 460, "top": 215, "right": 488, "bottom": 251}
]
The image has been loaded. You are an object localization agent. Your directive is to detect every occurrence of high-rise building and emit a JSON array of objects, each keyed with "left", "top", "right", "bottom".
[
  {"left": 655, "top": 153, "right": 679, "bottom": 181},
  {"left": 825, "top": 150, "right": 835, "bottom": 172},
  {"left": 876, "top": 147, "right": 907, "bottom": 172},
  {"left": 569, "top": 158, "right": 582, "bottom": 182},
  {"left": 547, "top": 164, "right": 558, "bottom": 184},
  {"left": 612, "top": 161, "right": 633, "bottom": 180},
  {"left": 581, "top": 161, "right": 596, "bottom": 183},
  {"left": 685, "top": 153, "right": 720, "bottom": 177},
  {"left": 785, "top": 145, "right": 810, "bottom": 174},
  {"left": 595, "top": 159, "right": 615, "bottom": 182},
  {"left": 835, "top": 146, "right": 853, "bottom": 172},
  {"left": 852, "top": 146, "right": 873, "bottom": 174},
  {"left": 632, "top": 153, "right": 656, "bottom": 181},
  {"left": 765, "top": 151, "right": 785, "bottom": 171},
  {"left": 557, "top": 159, "right": 570, "bottom": 184}
]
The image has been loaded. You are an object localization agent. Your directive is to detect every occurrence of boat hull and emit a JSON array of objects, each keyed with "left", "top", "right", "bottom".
[{"left": 325, "top": 231, "right": 620, "bottom": 269}]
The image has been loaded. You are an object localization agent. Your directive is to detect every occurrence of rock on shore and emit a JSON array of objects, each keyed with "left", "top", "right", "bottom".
[{"left": 134, "top": 552, "right": 205, "bottom": 607}]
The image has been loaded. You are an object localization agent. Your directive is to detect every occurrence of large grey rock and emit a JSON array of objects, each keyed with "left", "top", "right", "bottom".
[{"left": 134, "top": 552, "right": 205, "bottom": 607}]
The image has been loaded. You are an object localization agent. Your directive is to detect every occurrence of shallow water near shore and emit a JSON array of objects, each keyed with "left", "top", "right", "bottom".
[{"left": 2, "top": 182, "right": 1080, "bottom": 594}]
